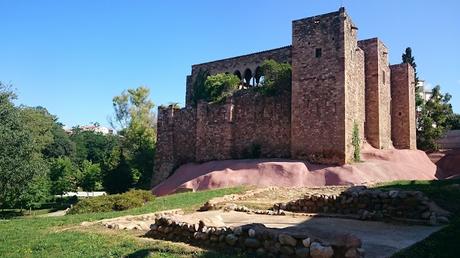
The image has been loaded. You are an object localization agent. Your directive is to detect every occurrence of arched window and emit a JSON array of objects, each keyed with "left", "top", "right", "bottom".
[
  {"left": 254, "top": 66, "right": 264, "bottom": 86},
  {"left": 233, "top": 70, "right": 242, "bottom": 81},
  {"left": 244, "top": 68, "right": 252, "bottom": 87}
]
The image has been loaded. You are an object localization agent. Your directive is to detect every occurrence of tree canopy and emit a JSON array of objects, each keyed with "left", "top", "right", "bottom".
[{"left": 0, "top": 84, "right": 49, "bottom": 208}]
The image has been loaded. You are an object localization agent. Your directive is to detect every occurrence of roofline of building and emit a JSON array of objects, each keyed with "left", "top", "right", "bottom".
[{"left": 191, "top": 45, "right": 292, "bottom": 68}]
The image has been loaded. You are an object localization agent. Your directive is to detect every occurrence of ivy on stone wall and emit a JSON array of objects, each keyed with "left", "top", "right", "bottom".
[
  {"left": 352, "top": 122, "right": 361, "bottom": 162},
  {"left": 191, "top": 69, "right": 210, "bottom": 106}
]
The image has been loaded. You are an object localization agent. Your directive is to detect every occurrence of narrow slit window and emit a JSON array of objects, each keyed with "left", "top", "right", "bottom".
[
  {"left": 382, "top": 70, "right": 386, "bottom": 84},
  {"left": 315, "top": 48, "right": 322, "bottom": 58}
]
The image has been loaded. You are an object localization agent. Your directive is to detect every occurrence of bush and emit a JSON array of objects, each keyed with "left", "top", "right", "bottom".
[
  {"left": 203, "top": 73, "right": 240, "bottom": 103},
  {"left": 352, "top": 122, "right": 361, "bottom": 162},
  {"left": 259, "top": 59, "right": 292, "bottom": 95},
  {"left": 67, "top": 190, "right": 154, "bottom": 214},
  {"left": 111, "top": 195, "right": 144, "bottom": 211}
]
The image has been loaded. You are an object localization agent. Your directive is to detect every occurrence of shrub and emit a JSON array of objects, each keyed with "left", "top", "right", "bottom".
[
  {"left": 259, "top": 59, "right": 292, "bottom": 95},
  {"left": 67, "top": 190, "right": 154, "bottom": 214},
  {"left": 352, "top": 122, "right": 361, "bottom": 162},
  {"left": 122, "top": 189, "right": 154, "bottom": 203},
  {"left": 203, "top": 73, "right": 240, "bottom": 103},
  {"left": 111, "top": 195, "right": 144, "bottom": 211}
]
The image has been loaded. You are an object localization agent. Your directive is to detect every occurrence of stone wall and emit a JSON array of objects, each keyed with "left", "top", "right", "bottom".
[
  {"left": 358, "top": 38, "right": 392, "bottom": 149},
  {"left": 152, "top": 8, "right": 418, "bottom": 186},
  {"left": 390, "top": 64, "right": 416, "bottom": 149},
  {"left": 344, "top": 15, "right": 365, "bottom": 162},
  {"left": 274, "top": 186, "right": 449, "bottom": 224},
  {"left": 153, "top": 89, "right": 291, "bottom": 185},
  {"left": 291, "top": 9, "right": 347, "bottom": 164},
  {"left": 186, "top": 46, "right": 292, "bottom": 106},
  {"left": 231, "top": 90, "right": 291, "bottom": 159},
  {"left": 152, "top": 107, "right": 197, "bottom": 186},
  {"left": 196, "top": 100, "right": 234, "bottom": 162},
  {"left": 147, "top": 216, "right": 364, "bottom": 258}
]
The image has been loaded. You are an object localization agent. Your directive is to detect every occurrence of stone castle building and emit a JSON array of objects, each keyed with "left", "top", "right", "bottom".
[{"left": 152, "top": 8, "right": 416, "bottom": 186}]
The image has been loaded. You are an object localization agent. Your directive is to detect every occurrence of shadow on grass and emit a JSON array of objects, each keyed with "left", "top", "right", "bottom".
[
  {"left": 374, "top": 179, "right": 460, "bottom": 258},
  {"left": 0, "top": 210, "right": 23, "bottom": 219},
  {"left": 124, "top": 247, "right": 246, "bottom": 258}
]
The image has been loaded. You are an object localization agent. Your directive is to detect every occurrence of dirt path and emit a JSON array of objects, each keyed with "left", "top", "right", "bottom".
[{"left": 162, "top": 210, "right": 443, "bottom": 258}]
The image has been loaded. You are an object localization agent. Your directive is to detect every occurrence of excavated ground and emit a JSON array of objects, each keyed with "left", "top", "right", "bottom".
[{"left": 87, "top": 186, "right": 445, "bottom": 258}]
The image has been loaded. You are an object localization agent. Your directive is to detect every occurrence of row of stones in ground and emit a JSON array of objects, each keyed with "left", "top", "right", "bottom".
[
  {"left": 289, "top": 195, "right": 426, "bottom": 207},
  {"left": 285, "top": 200, "right": 429, "bottom": 213},
  {"left": 149, "top": 217, "right": 363, "bottom": 258},
  {"left": 284, "top": 205, "right": 429, "bottom": 220},
  {"left": 147, "top": 228, "right": 351, "bottom": 258}
]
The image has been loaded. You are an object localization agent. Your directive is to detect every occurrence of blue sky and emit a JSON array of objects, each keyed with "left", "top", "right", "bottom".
[{"left": 1, "top": 0, "right": 459, "bottom": 128}]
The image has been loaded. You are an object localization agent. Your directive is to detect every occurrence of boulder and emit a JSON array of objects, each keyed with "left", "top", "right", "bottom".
[
  {"left": 225, "top": 234, "right": 238, "bottom": 246},
  {"left": 244, "top": 238, "right": 261, "bottom": 248},
  {"left": 310, "top": 242, "right": 334, "bottom": 258},
  {"left": 279, "top": 234, "right": 297, "bottom": 246}
]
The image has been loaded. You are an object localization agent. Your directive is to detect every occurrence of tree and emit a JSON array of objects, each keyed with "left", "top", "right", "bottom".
[
  {"left": 417, "top": 85, "right": 454, "bottom": 151},
  {"left": 70, "top": 129, "right": 119, "bottom": 165},
  {"left": 49, "top": 157, "right": 79, "bottom": 196},
  {"left": 447, "top": 113, "right": 460, "bottom": 130},
  {"left": 402, "top": 47, "right": 424, "bottom": 110},
  {"left": 43, "top": 123, "right": 76, "bottom": 159},
  {"left": 79, "top": 160, "right": 102, "bottom": 192},
  {"left": 19, "top": 106, "right": 55, "bottom": 152},
  {"left": 103, "top": 150, "right": 133, "bottom": 194},
  {"left": 260, "top": 60, "right": 292, "bottom": 95},
  {"left": 0, "top": 84, "right": 49, "bottom": 208},
  {"left": 111, "top": 86, "right": 157, "bottom": 188},
  {"left": 203, "top": 73, "right": 240, "bottom": 103}
]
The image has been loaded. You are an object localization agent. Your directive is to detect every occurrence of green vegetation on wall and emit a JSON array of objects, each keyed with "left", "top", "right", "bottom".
[
  {"left": 352, "top": 122, "right": 361, "bottom": 162},
  {"left": 203, "top": 73, "right": 240, "bottom": 103},
  {"left": 259, "top": 59, "right": 292, "bottom": 95}
]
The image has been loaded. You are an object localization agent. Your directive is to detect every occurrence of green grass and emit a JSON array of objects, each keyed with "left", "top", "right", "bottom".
[
  {"left": 0, "top": 187, "right": 245, "bottom": 258},
  {"left": 375, "top": 179, "right": 460, "bottom": 258},
  {"left": 1, "top": 180, "right": 459, "bottom": 258}
]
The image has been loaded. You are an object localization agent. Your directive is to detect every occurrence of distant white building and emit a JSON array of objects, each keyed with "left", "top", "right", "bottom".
[
  {"left": 80, "top": 125, "right": 115, "bottom": 135},
  {"left": 64, "top": 124, "right": 116, "bottom": 135},
  {"left": 417, "top": 80, "right": 432, "bottom": 101}
]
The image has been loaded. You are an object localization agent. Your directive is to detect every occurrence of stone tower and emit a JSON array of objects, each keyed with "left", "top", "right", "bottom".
[
  {"left": 390, "top": 63, "right": 417, "bottom": 149},
  {"left": 358, "top": 38, "right": 392, "bottom": 149},
  {"left": 290, "top": 8, "right": 365, "bottom": 164}
]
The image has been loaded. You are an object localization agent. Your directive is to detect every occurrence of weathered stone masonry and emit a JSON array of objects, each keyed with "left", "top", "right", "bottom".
[{"left": 152, "top": 8, "right": 416, "bottom": 186}]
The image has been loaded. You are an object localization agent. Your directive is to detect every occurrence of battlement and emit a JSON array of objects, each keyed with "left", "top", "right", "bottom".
[{"left": 152, "top": 8, "right": 416, "bottom": 186}]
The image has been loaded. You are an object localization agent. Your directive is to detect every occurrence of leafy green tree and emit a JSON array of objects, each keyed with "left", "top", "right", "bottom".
[
  {"left": 70, "top": 129, "right": 119, "bottom": 165},
  {"left": 103, "top": 150, "right": 133, "bottom": 194},
  {"left": 111, "top": 86, "right": 156, "bottom": 188},
  {"left": 203, "top": 73, "right": 240, "bottom": 103},
  {"left": 402, "top": 47, "right": 423, "bottom": 108},
  {"left": 49, "top": 157, "right": 79, "bottom": 196},
  {"left": 417, "top": 85, "right": 454, "bottom": 151},
  {"left": 0, "top": 84, "right": 49, "bottom": 208},
  {"left": 16, "top": 173, "right": 50, "bottom": 209},
  {"left": 79, "top": 160, "right": 102, "bottom": 192},
  {"left": 260, "top": 60, "right": 292, "bottom": 95},
  {"left": 44, "top": 123, "right": 76, "bottom": 159},
  {"left": 19, "top": 106, "right": 55, "bottom": 152},
  {"left": 447, "top": 113, "right": 460, "bottom": 130}
]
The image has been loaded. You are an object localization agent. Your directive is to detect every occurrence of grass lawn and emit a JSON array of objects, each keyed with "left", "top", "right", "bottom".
[
  {"left": 376, "top": 179, "right": 460, "bottom": 258},
  {"left": 0, "top": 187, "right": 245, "bottom": 258},
  {"left": 0, "top": 180, "right": 458, "bottom": 258}
]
